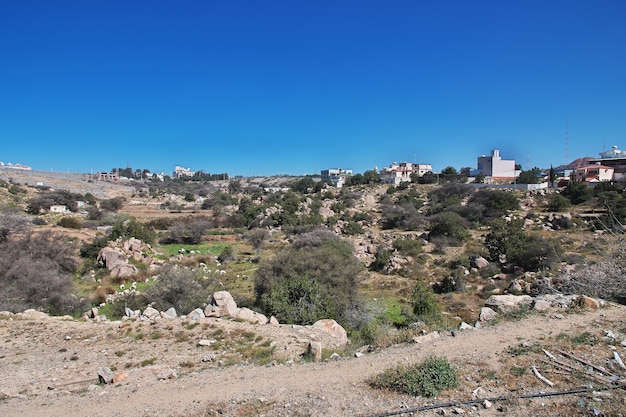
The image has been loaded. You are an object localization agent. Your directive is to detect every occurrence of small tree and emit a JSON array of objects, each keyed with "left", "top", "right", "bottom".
[{"left": 411, "top": 280, "right": 446, "bottom": 328}]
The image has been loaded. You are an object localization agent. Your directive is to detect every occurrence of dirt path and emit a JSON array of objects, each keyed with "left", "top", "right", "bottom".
[{"left": 1, "top": 304, "right": 624, "bottom": 417}]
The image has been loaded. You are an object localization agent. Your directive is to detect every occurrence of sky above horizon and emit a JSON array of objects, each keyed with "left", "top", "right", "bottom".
[{"left": 1, "top": 1, "right": 625, "bottom": 177}]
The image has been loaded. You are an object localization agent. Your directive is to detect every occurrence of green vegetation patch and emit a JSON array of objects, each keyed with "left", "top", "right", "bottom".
[{"left": 369, "top": 356, "right": 458, "bottom": 397}]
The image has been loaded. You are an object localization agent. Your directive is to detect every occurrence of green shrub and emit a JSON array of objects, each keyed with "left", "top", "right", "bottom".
[
  {"left": 260, "top": 275, "right": 336, "bottom": 325},
  {"left": 370, "top": 247, "right": 393, "bottom": 272},
  {"left": 254, "top": 228, "right": 363, "bottom": 325},
  {"left": 57, "top": 216, "right": 82, "bottom": 229},
  {"left": 428, "top": 212, "right": 469, "bottom": 244},
  {"left": 217, "top": 245, "right": 236, "bottom": 262},
  {"left": 411, "top": 281, "right": 446, "bottom": 328},
  {"left": 144, "top": 265, "right": 218, "bottom": 314},
  {"left": 547, "top": 194, "right": 571, "bottom": 212},
  {"left": 369, "top": 356, "right": 458, "bottom": 397},
  {"left": 392, "top": 238, "right": 423, "bottom": 257}
]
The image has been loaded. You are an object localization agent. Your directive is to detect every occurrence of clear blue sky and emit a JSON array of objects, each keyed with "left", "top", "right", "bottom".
[{"left": 1, "top": 1, "right": 625, "bottom": 177}]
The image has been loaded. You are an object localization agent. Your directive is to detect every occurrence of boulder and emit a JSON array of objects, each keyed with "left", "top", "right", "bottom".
[
  {"left": 97, "top": 247, "right": 127, "bottom": 270},
  {"left": 206, "top": 291, "right": 239, "bottom": 318},
  {"left": 535, "top": 294, "right": 578, "bottom": 309},
  {"left": 484, "top": 294, "right": 533, "bottom": 313},
  {"left": 235, "top": 307, "right": 255, "bottom": 323},
  {"left": 578, "top": 295, "right": 600, "bottom": 309},
  {"left": 188, "top": 308, "right": 205, "bottom": 320},
  {"left": 110, "top": 263, "right": 139, "bottom": 278},
  {"left": 20, "top": 309, "right": 49, "bottom": 320},
  {"left": 479, "top": 307, "right": 498, "bottom": 322},
  {"left": 311, "top": 319, "right": 348, "bottom": 349},
  {"left": 532, "top": 299, "right": 551, "bottom": 312},
  {"left": 161, "top": 308, "right": 177, "bottom": 319},
  {"left": 142, "top": 306, "right": 160, "bottom": 319},
  {"left": 470, "top": 255, "right": 489, "bottom": 269}
]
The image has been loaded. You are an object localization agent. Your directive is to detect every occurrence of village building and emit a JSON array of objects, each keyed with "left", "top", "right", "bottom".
[
  {"left": 321, "top": 168, "right": 353, "bottom": 188},
  {"left": 574, "top": 163, "right": 614, "bottom": 183},
  {"left": 590, "top": 145, "right": 626, "bottom": 182},
  {"left": 471, "top": 149, "right": 516, "bottom": 180},
  {"left": 173, "top": 166, "right": 195, "bottom": 179},
  {"left": 378, "top": 162, "right": 433, "bottom": 185}
]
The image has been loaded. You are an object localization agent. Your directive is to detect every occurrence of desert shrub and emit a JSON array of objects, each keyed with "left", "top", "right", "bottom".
[
  {"left": 144, "top": 266, "right": 217, "bottom": 314},
  {"left": 427, "top": 183, "right": 473, "bottom": 214},
  {"left": 144, "top": 217, "right": 173, "bottom": 230},
  {"left": 485, "top": 218, "right": 560, "bottom": 271},
  {"left": 161, "top": 216, "right": 212, "bottom": 244},
  {"left": 245, "top": 228, "right": 269, "bottom": 250},
  {"left": 254, "top": 228, "right": 363, "bottom": 325},
  {"left": 342, "top": 221, "right": 364, "bottom": 235},
  {"left": 547, "top": 194, "right": 571, "bottom": 212},
  {"left": 381, "top": 204, "right": 425, "bottom": 230},
  {"left": 392, "top": 238, "right": 423, "bottom": 258},
  {"left": 370, "top": 247, "right": 393, "bottom": 272},
  {"left": 465, "top": 189, "right": 520, "bottom": 223},
  {"left": 85, "top": 205, "right": 103, "bottom": 220},
  {"left": 260, "top": 275, "right": 335, "bottom": 325},
  {"left": 32, "top": 217, "right": 47, "bottom": 226},
  {"left": 0, "top": 209, "right": 31, "bottom": 242},
  {"left": 428, "top": 212, "right": 469, "bottom": 245},
  {"left": 0, "top": 231, "right": 83, "bottom": 314},
  {"left": 433, "top": 271, "right": 466, "bottom": 294},
  {"left": 57, "top": 216, "right": 82, "bottom": 229},
  {"left": 411, "top": 281, "right": 446, "bottom": 328},
  {"left": 561, "top": 181, "right": 593, "bottom": 205},
  {"left": 217, "top": 245, "right": 236, "bottom": 262},
  {"left": 201, "top": 190, "right": 237, "bottom": 210},
  {"left": 369, "top": 356, "right": 458, "bottom": 397},
  {"left": 556, "top": 243, "right": 626, "bottom": 303},
  {"left": 99, "top": 197, "right": 125, "bottom": 212}
]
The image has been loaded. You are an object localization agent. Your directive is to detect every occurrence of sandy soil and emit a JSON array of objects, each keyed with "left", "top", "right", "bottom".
[{"left": 1, "top": 304, "right": 624, "bottom": 417}]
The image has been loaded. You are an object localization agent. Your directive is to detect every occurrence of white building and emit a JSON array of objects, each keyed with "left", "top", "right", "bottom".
[
  {"left": 379, "top": 162, "right": 433, "bottom": 185},
  {"left": 321, "top": 168, "right": 353, "bottom": 188},
  {"left": 473, "top": 150, "right": 516, "bottom": 179},
  {"left": 173, "top": 166, "right": 195, "bottom": 179}
]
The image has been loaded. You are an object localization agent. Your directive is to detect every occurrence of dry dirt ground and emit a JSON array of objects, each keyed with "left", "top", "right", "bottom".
[{"left": 1, "top": 304, "right": 625, "bottom": 417}]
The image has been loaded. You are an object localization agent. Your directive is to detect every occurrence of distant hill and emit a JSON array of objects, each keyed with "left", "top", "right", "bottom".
[{"left": 554, "top": 156, "right": 594, "bottom": 171}]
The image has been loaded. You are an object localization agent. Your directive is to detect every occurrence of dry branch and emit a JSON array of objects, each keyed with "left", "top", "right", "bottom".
[
  {"left": 531, "top": 365, "right": 554, "bottom": 387},
  {"left": 614, "top": 351, "right": 626, "bottom": 370}
]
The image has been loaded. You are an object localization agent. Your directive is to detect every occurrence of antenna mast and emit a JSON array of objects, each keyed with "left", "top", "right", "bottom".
[{"left": 565, "top": 114, "right": 570, "bottom": 164}]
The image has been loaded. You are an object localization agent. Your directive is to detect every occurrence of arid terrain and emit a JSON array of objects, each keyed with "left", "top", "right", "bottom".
[
  {"left": 1, "top": 302, "right": 626, "bottom": 417},
  {"left": 1, "top": 170, "right": 625, "bottom": 417}
]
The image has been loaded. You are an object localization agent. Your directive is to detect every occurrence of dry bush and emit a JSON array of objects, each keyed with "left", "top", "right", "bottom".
[
  {"left": 556, "top": 248, "right": 626, "bottom": 303},
  {"left": 0, "top": 231, "right": 85, "bottom": 314}
]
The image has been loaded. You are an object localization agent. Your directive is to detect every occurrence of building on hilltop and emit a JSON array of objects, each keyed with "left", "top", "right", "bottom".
[
  {"left": 590, "top": 145, "right": 626, "bottom": 182},
  {"left": 321, "top": 168, "right": 353, "bottom": 188},
  {"left": 173, "top": 166, "right": 195, "bottom": 179},
  {"left": 574, "top": 163, "right": 614, "bottom": 183},
  {"left": 378, "top": 162, "right": 433, "bottom": 185},
  {"left": 471, "top": 149, "right": 516, "bottom": 180}
]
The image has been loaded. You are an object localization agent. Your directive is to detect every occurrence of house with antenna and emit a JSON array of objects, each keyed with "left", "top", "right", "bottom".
[{"left": 378, "top": 162, "right": 433, "bottom": 185}]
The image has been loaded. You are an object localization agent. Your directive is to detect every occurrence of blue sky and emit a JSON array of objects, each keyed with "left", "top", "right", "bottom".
[{"left": 1, "top": 1, "right": 625, "bottom": 177}]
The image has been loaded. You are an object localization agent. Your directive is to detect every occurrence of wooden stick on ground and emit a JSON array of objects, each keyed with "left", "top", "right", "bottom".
[{"left": 531, "top": 365, "right": 554, "bottom": 387}]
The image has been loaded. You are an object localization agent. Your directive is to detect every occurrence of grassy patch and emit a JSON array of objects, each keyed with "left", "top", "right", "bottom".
[
  {"left": 368, "top": 356, "right": 458, "bottom": 397},
  {"left": 141, "top": 357, "right": 156, "bottom": 367}
]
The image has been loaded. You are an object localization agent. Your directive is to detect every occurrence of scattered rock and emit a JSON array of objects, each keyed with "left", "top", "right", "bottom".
[
  {"left": 484, "top": 294, "right": 533, "bottom": 313},
  {"left": 311, "top": 319, "right": 348, "bottom": 348},
  {"left": 97, "top": 367, "right": 115, "bottom": 384},
  {"left": 479, "top": 307, "right": 498, "bottom": 322}
]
